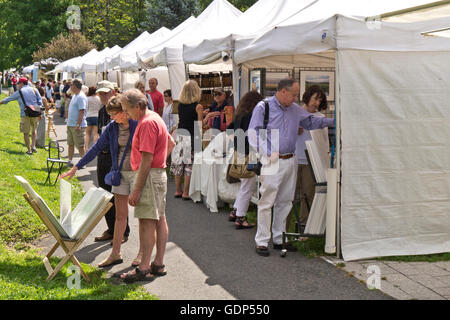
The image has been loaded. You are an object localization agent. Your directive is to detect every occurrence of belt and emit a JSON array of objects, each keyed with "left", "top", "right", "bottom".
[{"left": 279, "top": 153, "right": 294, "bottom": 159}]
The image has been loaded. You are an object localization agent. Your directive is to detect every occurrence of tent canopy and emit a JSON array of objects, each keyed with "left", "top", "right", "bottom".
[
  {"left": 81, "top": 47, "right": 111, "bottom": 73},
  {"left": 107, "top": 28, "right": 171, "bottom": 71},
  {"left": 183, "top": 0, "right": 318, "bottom": 65},
  {"left": 97, "top": 45, "right": 121, "bottom": 73},
  {"left": 64, "top": 49, "right": 99, "bottom": 73},
  {"left": 234, "top": 0, "right": 450, "bottom": 65},
  {"left": 139, "top": 0, "right": 242, "bottom": 68}
]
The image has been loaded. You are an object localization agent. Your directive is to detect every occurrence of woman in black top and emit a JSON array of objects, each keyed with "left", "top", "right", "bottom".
[
  {"left": 227, "top": 91, "right": 263, "bottom": 229},
  {"left": 170, "top": 80, "right": 203, "bottom": 200}
]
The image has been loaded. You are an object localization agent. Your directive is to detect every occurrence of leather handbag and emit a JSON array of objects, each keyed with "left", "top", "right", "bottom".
[
  {"left": 228, "top": 151, "right": 255, "bottom": 180},
  {"left": 19, "top": 89, "right": 42, "bottom": 117},
  {"left": 105, "top": 130, "right": 132, "bottom": 186}
]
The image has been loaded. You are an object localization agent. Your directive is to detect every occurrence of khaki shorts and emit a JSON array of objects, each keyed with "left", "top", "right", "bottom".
[
  {"left": 67, "top": 126, "right": 86, "bottom": 148},
  {"left": 112, "top": 170, "right": 136, "bottom": 195},
  {"left": 20, "top": 116, "right": 39, "bottom": 134},
  {"left": 133, "top": 169, "right": 167, "bottom": 220}
]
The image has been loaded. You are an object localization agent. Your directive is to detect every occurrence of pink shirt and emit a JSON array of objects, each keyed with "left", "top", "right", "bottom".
[
  {"left": 131, "top": 111, "right": 169, "bottom": 171},
  {"left": 147, "top": 90, "right": 164, "bottom": 115}
]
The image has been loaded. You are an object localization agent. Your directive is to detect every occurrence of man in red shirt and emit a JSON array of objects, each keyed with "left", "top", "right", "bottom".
[
  {"left": 146, "top": 78, "right": 164, "bottom": 117},
  {"left": 120, "top": 88, "right": 175, "bottom": 283}
]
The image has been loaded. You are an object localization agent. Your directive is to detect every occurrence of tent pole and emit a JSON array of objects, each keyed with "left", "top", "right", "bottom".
[{"left": 335, "top": 49, "right": 342, "bottom": 260}]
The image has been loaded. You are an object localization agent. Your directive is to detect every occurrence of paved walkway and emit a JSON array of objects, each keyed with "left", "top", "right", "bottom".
[{"left": 33, "top": 112, "right": 449, "bottom": 300}]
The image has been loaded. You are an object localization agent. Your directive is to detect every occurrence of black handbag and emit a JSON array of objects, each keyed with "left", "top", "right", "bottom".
[
  {"left": 105, "top": 131, "right": 132, "bottom": 186},
  {"left": 19, "top": 89, "right": 42, "bottom": 117}
]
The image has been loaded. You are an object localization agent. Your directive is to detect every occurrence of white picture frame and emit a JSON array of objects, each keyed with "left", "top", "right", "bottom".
[{"left": 300, "top": 71, "right": 335, "bottom": 101}]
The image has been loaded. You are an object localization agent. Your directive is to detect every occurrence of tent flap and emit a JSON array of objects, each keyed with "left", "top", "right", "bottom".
[{"left": 339, "top": 49, "right": 450, "bottom": 261}]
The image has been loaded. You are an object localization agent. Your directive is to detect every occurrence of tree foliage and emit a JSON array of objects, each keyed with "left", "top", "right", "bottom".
[
  {"left": 198, "top": 0, "right": 257, "bottom": 12},
  {"left": 0, "top": 0, "right": 72, "bottom": 70},
  {"left": 142, "top": 0, "right": 200, "bottom": 33},
  {"left": 32, "top": 31, "right": 96, "bottom": 69},
  {"left": 77, "top": 0, "right": 148, "bottom": 49}
]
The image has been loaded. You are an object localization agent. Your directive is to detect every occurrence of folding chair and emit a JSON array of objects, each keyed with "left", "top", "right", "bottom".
[
  {"left": 44, "top": 140, "right": 68, "bottom": 186},
  {"left": 15, "top": 176, "right": 113, "bottom": 282}
]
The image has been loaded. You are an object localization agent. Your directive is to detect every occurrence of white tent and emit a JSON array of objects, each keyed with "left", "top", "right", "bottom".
[
  {"left": 137, "top": 0, "right": 242, "bottom": 99},
  {"left": 232, "top": 0, "right": 450, "bottom": 261},
  {"left": 81, "top": 47, "right": 111, "bottom": 73},
  {"left": 107, "top": 28, "right": 171, "bottom": 71},
  {"left": 97, "top": 45, "right": 122, "bottom": 73},
  {"left": 22, "top": 65, "right": 35, "bottom": 74},
  {"left": 183, "top": 0, "right": 318, "bottom": 65},
  {"left": 64, "top": 49, "right": 99, "bottom": 74}
]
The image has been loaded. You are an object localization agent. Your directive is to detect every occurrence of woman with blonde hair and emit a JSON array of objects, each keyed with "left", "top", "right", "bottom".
[{"left": 170, "top": 80, "right": 203, "bottom": 200}]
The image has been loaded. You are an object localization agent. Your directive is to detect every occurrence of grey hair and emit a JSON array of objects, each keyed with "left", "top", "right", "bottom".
[
  {"left": 277, "top": 78, "right": 297, "bottom": 92},
  {"left": 122, "top": 88, "right": 148, "bottom": 110}
]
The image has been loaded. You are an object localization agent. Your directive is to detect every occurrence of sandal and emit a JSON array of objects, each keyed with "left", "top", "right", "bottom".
[
  {"left": 235, "top": 216, "right": 255, "bottom": 229},
  {"left": 150, "top": 262, "right": 167, "bottom": 277},
  {"left": 121, "top": 267, "right": 154, "bottom": 284},
  {"left": 98, "top": 255, "right": 123, "bottom": 268},
  {"left": 228, "top": 209, "right": 237, "bottom": 222},
  {"left": 131, "top": 254, "right": 142, "bottom": 267},
  {"left": 174, "top": 193, "right": 182, "bottom": 198}
]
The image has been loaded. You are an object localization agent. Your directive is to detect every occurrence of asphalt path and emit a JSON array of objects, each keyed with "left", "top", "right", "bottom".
[{"left": 36, "top": 114, "right": 391, "bottom": 300}]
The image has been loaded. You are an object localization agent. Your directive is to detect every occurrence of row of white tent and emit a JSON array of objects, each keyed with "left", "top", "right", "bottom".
[{"left": 51, "top": 0, "right": 450, "bottom": 261}]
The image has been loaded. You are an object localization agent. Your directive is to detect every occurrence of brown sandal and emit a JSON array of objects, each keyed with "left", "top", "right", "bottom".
[
  {"left": 121, "top": 267, "right": 154, "bottom": 283},
  {"left": 98, "top": 255, "right": 123, "bottom": 268},
  {"left": 150, "top": 262, "right": 167, "bottom": 276},
  {"left": 235, "top": 216, "right": 255, "bottom": 229},
  {"left": 228, "top": 209, "right": 237, "bottom": 221}
]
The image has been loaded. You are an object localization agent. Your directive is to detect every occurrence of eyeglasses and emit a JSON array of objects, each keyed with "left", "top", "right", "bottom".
[
  {"left": 108, "top": 111, "right": 123, "bottom": 117},
  {"left": 214, "top": 92, "right": 223, "bottom": 97}
]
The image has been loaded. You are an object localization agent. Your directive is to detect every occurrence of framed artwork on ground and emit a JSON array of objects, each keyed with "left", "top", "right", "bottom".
[{"left": 300, "top": 71, "right": 335, "bottom": 101}]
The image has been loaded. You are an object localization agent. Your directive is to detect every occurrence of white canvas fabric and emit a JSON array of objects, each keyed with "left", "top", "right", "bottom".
[
  {"left": 81, "top": 47, "right": 110, "bottom": 73},
  {"left": 64, "top": 49, "right": 99, "bottom": 73},
  {"left": 97, "top": 45, "right": 122, "bottom": 73},
  {"left": 107, "top": 28, "right": 171, "bottom": 71},
  {"left": 183, "top": 0, "right": 316, "bottom": 65},
  {"left": 137, "top": 0, "right": 242, "bottom": 99},
  {"left": 339, "top": 49, "right": 450, "bottom": 261}
]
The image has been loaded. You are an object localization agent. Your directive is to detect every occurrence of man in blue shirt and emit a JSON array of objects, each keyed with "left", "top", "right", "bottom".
[
  {"left": 0, "top": 77, "right": 43, "bottom": 155},
  {"left": 248, "top": 78, "right": 334, "bottom": 257},
  {"left": 66, "top": 79, "right": 87, "bottom": 167}
]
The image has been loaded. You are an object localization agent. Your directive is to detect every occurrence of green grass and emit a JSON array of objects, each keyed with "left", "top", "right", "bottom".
[
  {"left": 0, "top": 94, "right": 156, "bottom": 299},
  {"left": 0, "top": 94, "right": 83, "bottom": 247},
  {"left": 0, "top": 245, "right": 157, "bottom": 300}
]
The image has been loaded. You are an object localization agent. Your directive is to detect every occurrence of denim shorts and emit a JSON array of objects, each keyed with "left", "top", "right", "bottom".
[{"left": 86, "top": 117, "right": 98, "bottom": 126}]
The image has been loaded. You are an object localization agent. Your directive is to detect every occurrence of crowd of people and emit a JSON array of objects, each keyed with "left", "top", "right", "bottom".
[{"left": 1, "top": 73, "right": 334, "bottom": 281}]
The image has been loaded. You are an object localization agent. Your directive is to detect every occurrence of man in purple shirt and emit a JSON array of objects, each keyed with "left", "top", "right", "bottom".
[{"left": 248, "top": 78, "right": 334, "bottom": 257}]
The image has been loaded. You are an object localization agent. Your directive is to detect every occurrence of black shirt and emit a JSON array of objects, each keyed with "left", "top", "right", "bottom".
[
  {"left": 178, "top": 102, "right": 200, "bottom": 151},
  {"left": 97, "top": 105, "right": 111, "bottom": 154},
  {"left": 227, "top": 112, "right": 252, "bottom": 155}
]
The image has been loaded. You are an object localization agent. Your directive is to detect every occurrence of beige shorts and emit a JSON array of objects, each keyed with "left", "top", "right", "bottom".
[
  {"left": 67, "top": 126, "right": 86, "bottom": 148},
  {"left": 20, "top": 116, "right": 38, "bottom": 134},
  {"left": 112, "top": 170, "right": 136, "bottom": 195},
  {"left": 133, "top": 168, "right": 167, "bottom": 220}
]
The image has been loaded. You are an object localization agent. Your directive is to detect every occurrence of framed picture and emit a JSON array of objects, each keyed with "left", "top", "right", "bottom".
[
  {"left": 264, "top": 71, "right": 291, "bottom": 98},
  {"left": 300, "top": 71, "right": 335, "bottom": 101},
  {"left": 249, "top": 69, "right": 264, "bottom": 95}
]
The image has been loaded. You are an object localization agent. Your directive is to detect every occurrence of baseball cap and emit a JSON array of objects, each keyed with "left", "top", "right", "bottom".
[
  {"left": 19, "top": 77, "right": 28, "bottom": 84},
  {"left": 96, "top": 80, "right": 115, "bottom": 93}
]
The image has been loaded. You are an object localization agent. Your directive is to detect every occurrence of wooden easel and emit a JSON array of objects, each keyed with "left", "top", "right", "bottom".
[{"left": 23, "top": 193, "right": 112, "bottom": 282}]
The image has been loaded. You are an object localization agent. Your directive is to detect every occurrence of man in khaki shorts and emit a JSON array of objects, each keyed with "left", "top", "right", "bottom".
[
  {"left": 66, "top": 79, "right": 88, "bottom": 167},
  {"left": 0, "top": 77, "right": 42, "bottom": 155},
  {"left": 119, "top": 88, "right": 175, "bottom": 283}
]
